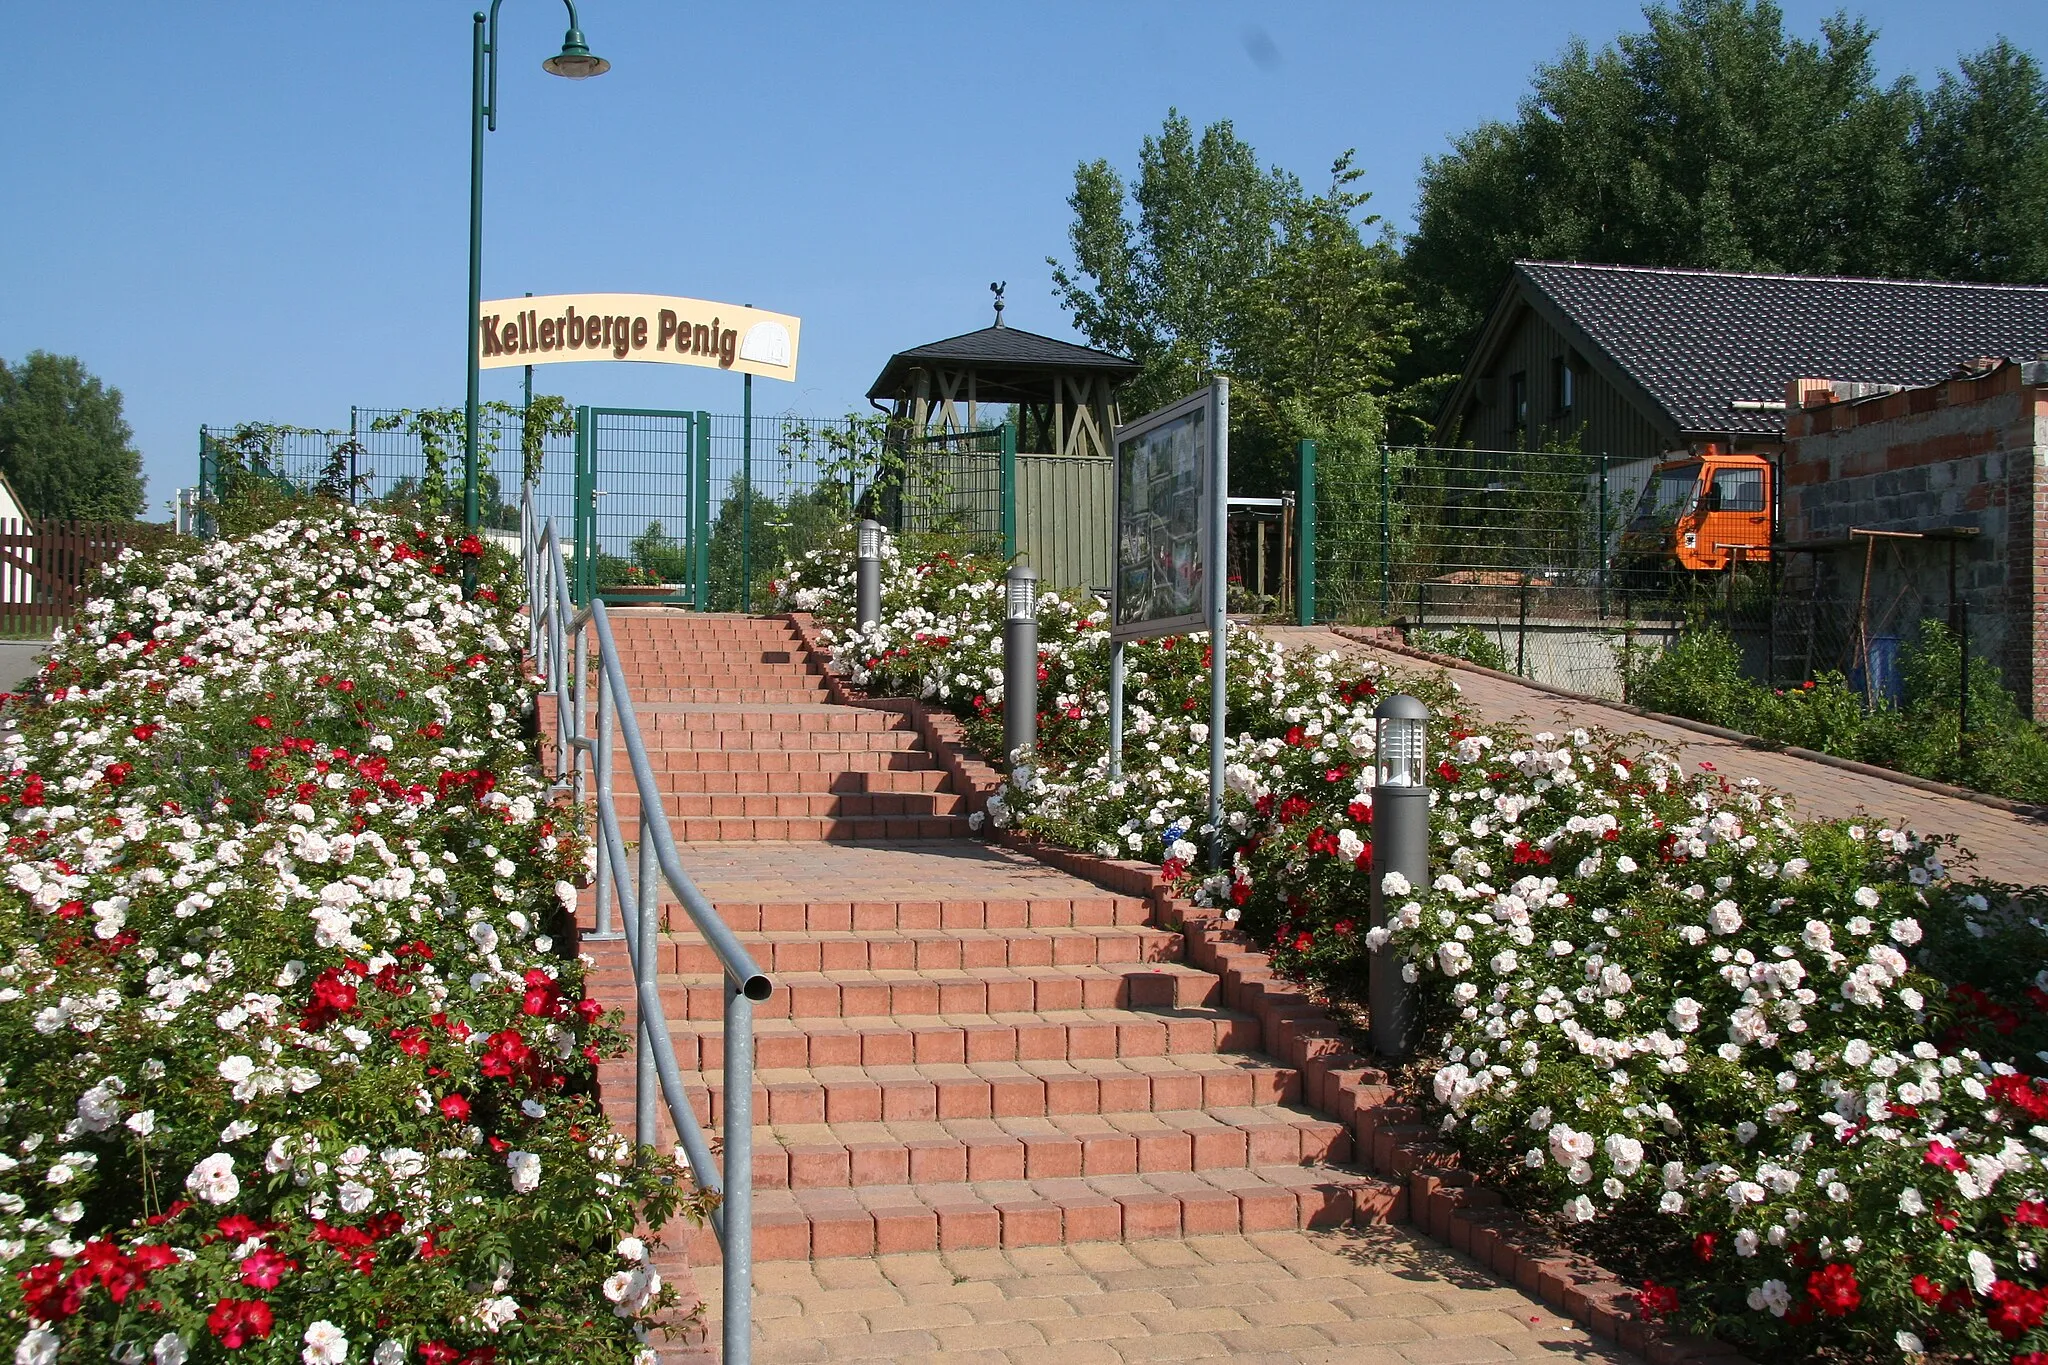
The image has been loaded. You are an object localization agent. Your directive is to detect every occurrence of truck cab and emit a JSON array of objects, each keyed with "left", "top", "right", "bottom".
[{"left": 1623, "top": 447, "right": 1773, "bottom": 572}]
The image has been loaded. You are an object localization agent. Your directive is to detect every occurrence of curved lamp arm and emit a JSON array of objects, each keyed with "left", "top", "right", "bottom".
[{"left": 483, "top": 0, "right": 603, "bottom": 131}]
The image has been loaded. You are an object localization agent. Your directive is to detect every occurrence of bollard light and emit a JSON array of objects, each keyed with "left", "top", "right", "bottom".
[
  {"left": 855, "top": 519, "right": 883, "bottom": 631},
  {"left": 1003, "top": 560, "right": 1040, "bottom": 770},
  {"left": 1368, "top": 692, "right": 1430, "bottom": 1061},
  {"left": 1006, "top": 562, "right": 1038, "bottom": 620},
  {"left": 1375, "top": 694, "right": 1428, "bottom": 788}
]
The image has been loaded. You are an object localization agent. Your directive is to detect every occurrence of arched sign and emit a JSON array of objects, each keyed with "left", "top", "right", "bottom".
[{"left": 478, "top": 292, "right": 800, "bottom": 381}]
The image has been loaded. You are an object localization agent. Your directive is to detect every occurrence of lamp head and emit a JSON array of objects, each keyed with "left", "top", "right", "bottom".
[
  {"left": 1005, "top": 562, "right": 1038, "bottom": 621},
  {"left": 543, "top": 29, "right": 610, "bottom": 78},
  {"left": 1373, "top": 693, "right": 1430, "bottom": 790},
  {"left": 857, "top": 520, "right": 884, "bottom": 561}
]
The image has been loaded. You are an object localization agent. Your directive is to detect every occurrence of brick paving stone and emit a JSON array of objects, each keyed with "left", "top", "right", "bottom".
[
  {"left": 1263, "top": 626, "right": 2048, "bottom": 884},
  {"left": 703, "top": 1228, "right": 1637, "bottom": 1363}
]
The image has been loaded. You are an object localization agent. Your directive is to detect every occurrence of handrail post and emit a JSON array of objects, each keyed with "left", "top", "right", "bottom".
[
  {"left": 723, "top": 978, "right": 755, "bottom": 1363},
  {"left": 635, "top": 810, "right": 658, "bottom": 1154},
  {"left": 573, "top": 624, "right": 591, "bottom": 809},
  {"left": 588, "top": 660, "right": 616, "bottom": 940}
]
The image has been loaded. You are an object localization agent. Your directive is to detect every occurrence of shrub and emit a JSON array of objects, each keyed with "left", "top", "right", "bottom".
[
  {"left": 0, "top": 510, "right": 694, "bottom": 1362},
  {"left": 1411, "top": 625, "right": 1511, "bottom": 673},
  {"left": 1628, "top": 623, "right": 2048, "bottom": 805}
]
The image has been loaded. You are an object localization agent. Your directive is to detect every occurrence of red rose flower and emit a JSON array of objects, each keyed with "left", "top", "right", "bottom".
[
  {"left": 207, "top": 1296, "right": 275, "bottom": 1348},
  {"left": 1806, "top": 1263, "right": 1860, "bottom": 1317}
]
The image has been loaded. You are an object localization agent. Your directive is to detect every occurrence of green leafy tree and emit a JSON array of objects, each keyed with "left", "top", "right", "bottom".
[
  {"left": 1050, "top": 110, "right": 1295, "bottom": 420},
  {"left": 1400, "top": 0, "right": 1923, "bottom": 390},
  {"left": 629, "top": 519, "right": 690, "bottom": 582},
  {"left": 1914, "top": 39, "right": 2048, "bottom": 283},
  {"left": 0, "top": 352, "right": 146, "bottom": 521},
  {"left": 1050, "top": 115, "right": 1413, "bottom": 490}
]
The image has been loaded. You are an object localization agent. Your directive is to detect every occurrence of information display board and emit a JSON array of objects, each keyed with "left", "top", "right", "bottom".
[{"left": 1111, "top": 387, "right": 1213, "bottom": 642}]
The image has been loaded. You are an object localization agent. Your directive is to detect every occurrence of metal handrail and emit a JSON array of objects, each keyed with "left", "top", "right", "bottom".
[{"left": 522, "top": 488, "right": 768, "bottom": 1363}]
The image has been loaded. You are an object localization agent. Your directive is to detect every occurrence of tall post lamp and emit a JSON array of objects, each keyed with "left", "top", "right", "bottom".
[{"left": 464, "top": 2, "right": 608, "bottom": 563}]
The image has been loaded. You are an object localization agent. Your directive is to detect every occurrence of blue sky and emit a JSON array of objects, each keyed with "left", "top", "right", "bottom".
[{"left": 3, "top": 2, "right": 2043, "bottom": 513}]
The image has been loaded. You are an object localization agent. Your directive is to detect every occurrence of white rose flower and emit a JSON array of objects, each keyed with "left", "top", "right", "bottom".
[
  {"left": 301, "top": 1321, "right": 349, "bottom": 1365},
  {"left": 373, "top": 1345, "right": 405, "bottom": 1365},
  {"left": 152, "top": 1336, "right": 189, "bottom": 1365},
  {"left": 1563, "top": 1195, "right": 1596, "bottom": 1222},
  {"left": 14, "top": 1330, "right": 58, "bottom": 1365},
  {"left": 184, "top": 1153, "right": 239, "bottom": 1205},
  {"left": 472, "top": 1296, "right": 520, "bottom": 1334},
  {"left": 1853, "top": 886, "right": 1881, "bottom": 908},
  {"left": 507, "top": 1150, "right": 541, "bottom": 1193}
]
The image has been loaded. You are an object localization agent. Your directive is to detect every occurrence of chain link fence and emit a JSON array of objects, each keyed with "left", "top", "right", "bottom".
[{"left": 1311, "top": 445, "right": 1973, "bottom": 703}]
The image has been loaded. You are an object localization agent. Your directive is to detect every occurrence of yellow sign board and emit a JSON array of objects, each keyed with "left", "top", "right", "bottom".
[{"left": 478, "top": 293, "right": 800, "bottom": 381}]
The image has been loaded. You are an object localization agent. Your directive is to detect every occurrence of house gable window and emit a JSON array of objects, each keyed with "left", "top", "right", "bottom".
[
  {"left": 1509, "top": 371, "right": 1529, "bottom": 442},
  {"left": 1554, "top": 357, "right": 1576, "bottom": 419}
]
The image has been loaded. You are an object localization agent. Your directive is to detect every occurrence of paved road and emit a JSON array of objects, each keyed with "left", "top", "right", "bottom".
[{"left": 1263, "top": 627, "right": 2047, "bottom": 887}]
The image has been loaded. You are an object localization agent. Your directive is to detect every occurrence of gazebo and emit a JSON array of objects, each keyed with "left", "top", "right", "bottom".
[{"left": 866, "top": 290, "right": 1139, "bottom": 459}]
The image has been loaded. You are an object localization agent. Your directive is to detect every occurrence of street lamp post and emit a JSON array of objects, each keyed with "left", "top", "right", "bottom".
[{"left": 465, "top": 2, "right": 607, "bottom": 556}]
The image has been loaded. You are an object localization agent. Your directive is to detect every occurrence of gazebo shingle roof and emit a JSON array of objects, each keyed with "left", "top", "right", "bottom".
[{"left": 867, "top": 325, "right": 1138, "bottom": 402}]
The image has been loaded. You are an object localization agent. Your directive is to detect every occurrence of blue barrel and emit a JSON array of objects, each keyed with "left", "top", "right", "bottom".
[{"left": 1850, "top": 634, "right": 1903, "bottom": 707}]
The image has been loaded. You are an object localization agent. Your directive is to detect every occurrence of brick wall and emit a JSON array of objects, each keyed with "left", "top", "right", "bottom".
[{"left": 1782, "top": 362, "right": 2048, "bottom": 716}]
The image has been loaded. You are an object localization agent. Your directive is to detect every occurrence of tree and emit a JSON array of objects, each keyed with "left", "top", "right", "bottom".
[
  {"left": 0, "top": 352, "right": 146, "bottom": 521},
  {"left": 1914, "top": 39, "right": 2048, "bottom": 284},
  {"left": 1400, "top": 0, "right": 1923, "bottom": 390},
  {"left": 1050, "top": 114, "right": 1413, "bottom": 490}
]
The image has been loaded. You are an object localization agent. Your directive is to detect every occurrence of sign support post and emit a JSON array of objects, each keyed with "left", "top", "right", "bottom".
[
  {"left": 693, "top": 412, "right": 712, "bottom": 609},
  {"left": 1107, "top": 641, "right": 1125, "bottom": 781},
  {"left": 741, "top": 374, "right": 754, "bottom": 611},
  {"left": 1207, "top": 377, "right": 1229, "bottom": 869}
]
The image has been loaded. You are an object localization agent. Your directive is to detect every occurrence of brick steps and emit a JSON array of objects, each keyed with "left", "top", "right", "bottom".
[
  {"left": 603, "top": 923, "right": 1182, "bottom": 974},
  {"left": 609, "top": 750, "right": 939, "bottom": 775},
  {"left": 602, "top": 1052, "right": 1302, "bottom": 1127},
  {"left": 624, "top": 687, "right": 835, "bottom": 705},
  {"left": 689, "top": 1166, "right": 1399, "bottom": 1262},
  {"left": 622, "top": 768, "right": 951, "bottom": 795},
  {"left": 744, "top": 1106, "right": 1353, "bottom": 1189},
  {"left": 596, "top": 1006, "right": 1258, "bottom": 1071},
  {"left": 616, "top": 790, "right": 967, "bottom": 820},
  {"left": 581, "top": 611, "right": 1397, "bottom": 1275},
  {"left": 613, "top": 961, "right": 1224, "bottom": 1021},
  {"left": 638, "top": 896, "right": 1155, "bottom": 935},
  {"left": 614, "top": 814, "right": 973, "bottom": 841}
]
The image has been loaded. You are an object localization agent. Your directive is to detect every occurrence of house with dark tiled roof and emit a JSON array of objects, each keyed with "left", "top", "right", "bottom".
[{"left": 1436, "top": 261, "right": 2048, "bottom": 459}]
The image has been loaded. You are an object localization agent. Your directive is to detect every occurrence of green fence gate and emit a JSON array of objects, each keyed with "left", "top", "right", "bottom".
[{"left": 573, "top": 407, "right": 707, "bottom": 607}]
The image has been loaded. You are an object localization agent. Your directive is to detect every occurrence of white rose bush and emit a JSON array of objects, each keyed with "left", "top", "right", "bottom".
[
  {"left": 1, "top": 508, "right": 697, "bottom": 1362},
  {"left": 785, "top": 540, "right": 2048, "bottom": 1362}
]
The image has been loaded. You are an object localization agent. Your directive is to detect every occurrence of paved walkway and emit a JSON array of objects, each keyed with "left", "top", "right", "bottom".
[
  {"left": 708, "top": 1228, "right": 1629, "bottom": 1364},
  {"left": 1264, "top": 626, "right": 2048, "bottom": 886}
]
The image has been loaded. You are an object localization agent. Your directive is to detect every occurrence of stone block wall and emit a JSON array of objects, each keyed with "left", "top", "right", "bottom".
[{"left": 1782, "top": 362, "right": 2048, "bottom": 716}]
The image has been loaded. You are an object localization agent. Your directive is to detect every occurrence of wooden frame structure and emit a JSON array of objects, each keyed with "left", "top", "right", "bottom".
[{"left": 867, "top": 314, "right": 1138, "bottom": 458}]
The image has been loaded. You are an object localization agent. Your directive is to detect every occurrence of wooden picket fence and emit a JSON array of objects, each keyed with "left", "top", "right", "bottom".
[{"left": 0, "top": 519, "right": 168, "bottom": 638}]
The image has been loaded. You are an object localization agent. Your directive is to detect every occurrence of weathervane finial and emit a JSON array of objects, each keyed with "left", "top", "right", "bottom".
[{"left": 991, "top": 281, "right": 1007, "bottom": 328}]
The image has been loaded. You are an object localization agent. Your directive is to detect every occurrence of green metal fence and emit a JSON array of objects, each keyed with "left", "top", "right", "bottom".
[
  {"left": 894, "top": 425, "right": 1013, "bottom": 558},
  {"left": 200, "top": 407, "right": 879, "bottom": 611}
]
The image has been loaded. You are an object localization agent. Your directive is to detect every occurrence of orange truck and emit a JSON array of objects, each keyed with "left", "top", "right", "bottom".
[{"left": 1619, "top": 446, "right": 1774, "bottom": 572}]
